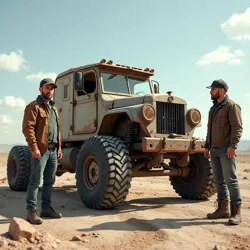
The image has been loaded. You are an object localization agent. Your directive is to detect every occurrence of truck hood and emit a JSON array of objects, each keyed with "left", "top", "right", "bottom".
[{"left": 102, "top": 94, "right": 187, "bottom": 109}]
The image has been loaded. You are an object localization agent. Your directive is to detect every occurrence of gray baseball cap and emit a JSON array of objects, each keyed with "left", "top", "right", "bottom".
[
  {"left": 40, "top": 78, "right": 57, "bottom": 88},
  {"left": 206, "top": 79, "right": 229, "bottom": 91}
]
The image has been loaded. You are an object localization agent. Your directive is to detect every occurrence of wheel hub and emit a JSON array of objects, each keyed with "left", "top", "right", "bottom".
[
  {"left": 88, "top": 161, "right": 99, "bottom": 185},
  {"left": 84, "top": 157, "right": 99, "bottom": 189}
]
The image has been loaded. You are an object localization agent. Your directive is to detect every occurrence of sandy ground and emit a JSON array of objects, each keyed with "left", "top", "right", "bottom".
[{"left": 0, "top": 153, "right": 250, "bottom": 250}]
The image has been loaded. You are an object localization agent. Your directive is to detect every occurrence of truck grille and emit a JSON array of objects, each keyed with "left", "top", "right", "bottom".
[{"left": 156, "top": 102, "right": 185, "bottom": 134}]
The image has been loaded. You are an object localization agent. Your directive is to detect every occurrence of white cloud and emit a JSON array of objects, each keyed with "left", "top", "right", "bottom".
[
  {"left": 228, "top": 58, "right": 241, "bottom": 65},
  {"left": 247, "top": 94, "right": 250, "bottom": 97},
  {"left": 221, "top": 8, "right": 250, "bottom": 41},
  {"left": 25, "top": 72, "right": 57, "bottom": 83},
  {"left": 0, "top": 115, "right": 14, "bottom": 125},
  {"left": 0, "top": 50, "right": 27, "bottom": 72},
  {"left": 0, "top": 116, "right": 25, "bottom": 144},
  {"left": 196, "top": 46, "right": 243, "bottom": 66},
  {"left": 234, "top": 50, "right": 243, "bottom": 57},
  {"left": 0, "top": 96, "right": 26, "bottom": 111}
]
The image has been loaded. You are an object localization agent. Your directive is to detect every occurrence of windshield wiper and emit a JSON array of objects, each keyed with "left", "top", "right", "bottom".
[{"left": 107, "top": 74, "right": 117, "bottom": 80}]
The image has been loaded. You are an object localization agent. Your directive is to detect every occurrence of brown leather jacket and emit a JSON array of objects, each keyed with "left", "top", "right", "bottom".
[
  {"left": 22, "top": 96, "right": 62, "bottom": 153},
  {"left": 205, "top": 95, "right": 243, "bottom": 149}
]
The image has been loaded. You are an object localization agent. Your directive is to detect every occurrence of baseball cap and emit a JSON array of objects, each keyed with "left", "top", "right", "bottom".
[
  {"left": 206, "top": 79, "right": 229, "bottom": 91},
  {"left": 40, "top": 78, "right": 57, "bottom": 88}
]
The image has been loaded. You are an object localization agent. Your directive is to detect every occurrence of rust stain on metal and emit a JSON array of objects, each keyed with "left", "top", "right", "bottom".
[{"left": 74, "top": 120, "right": 96, "bottom": 134}]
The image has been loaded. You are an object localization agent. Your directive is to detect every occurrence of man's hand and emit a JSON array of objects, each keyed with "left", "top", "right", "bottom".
[
  {"left": 226, "top": 147, "right": 236, "bottom": 159},
  {"left": 32, "top": 150, "right": 41, "bottom": 160},
  {"left": 204, "top": 148, "right": 211, "bottom": 159},
  {"left": 58, "top": 151, "right": 62, "bottom": 160}
]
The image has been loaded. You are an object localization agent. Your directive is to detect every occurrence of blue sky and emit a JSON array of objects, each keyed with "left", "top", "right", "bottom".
[{"left": 0, "top": 1, "right": 250, "bottom": 144}]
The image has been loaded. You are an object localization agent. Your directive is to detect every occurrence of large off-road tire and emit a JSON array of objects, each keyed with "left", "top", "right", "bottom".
[
  {"left": 7, "top": 146, "right": 31, "bottom": 191},
  {"left": 169, "top": 153, "right": 216, "bottom": 199},
  {"left": 76, "top": 136, "right": 132, "bottom": 209}
]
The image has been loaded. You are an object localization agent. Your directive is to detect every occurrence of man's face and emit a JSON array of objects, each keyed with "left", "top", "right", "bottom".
[
  {"left": 210, "top": 87, "right": 221, "bottom": 100},
  {"left": 39, "top": 84, "right": 55, "bottom": 100}
]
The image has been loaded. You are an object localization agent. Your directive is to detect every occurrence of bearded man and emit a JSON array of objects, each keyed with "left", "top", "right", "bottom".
[
  {"left": 22, "top": 78, "right": 62, "bottom": 224},
  {"left": 204, "top": 79, "right": 243, "bottom": 225}
]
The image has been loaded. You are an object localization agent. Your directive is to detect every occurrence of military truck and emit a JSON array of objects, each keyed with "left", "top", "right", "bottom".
[{"left": 7, "top": 59, "right": 216, "bottom": 209}]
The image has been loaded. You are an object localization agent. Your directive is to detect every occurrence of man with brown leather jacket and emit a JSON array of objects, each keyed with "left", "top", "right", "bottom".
[
  {"left": 22, "top": 78, "right": 62, "bottom": 225},
  {"left": 204, "top": 79, "right": 243, "bottom": 225}
]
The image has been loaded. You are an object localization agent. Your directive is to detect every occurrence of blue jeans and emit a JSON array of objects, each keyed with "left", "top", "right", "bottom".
[
  {"left": 210, "top": 147, "right": 242, "bottom": 204},
  {"left": 26, "top": 148, "right": 58, "bottom": 209}
]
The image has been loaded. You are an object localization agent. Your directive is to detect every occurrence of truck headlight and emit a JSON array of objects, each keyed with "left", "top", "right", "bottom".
[
  {"left": 187, "top": 108, "right": 201, "bottom": 127},
  {"left": 141, "top": 104, "right": 155, "bottom": 122}
]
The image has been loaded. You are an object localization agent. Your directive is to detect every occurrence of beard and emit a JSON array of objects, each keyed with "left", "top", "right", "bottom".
[
  {"left": 41, "top": 90, "right": 52, "bottom": 100},
  {"left": 211, "top": 91, "right": 220, "bottom": 101}
]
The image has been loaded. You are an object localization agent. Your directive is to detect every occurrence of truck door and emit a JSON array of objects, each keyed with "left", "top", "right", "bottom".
[
  {"left": 73, "top": 70, "right": 97, "bottom": 134},
  {"left": 57, "top": 77, "right": 71, "bottom": 140}
]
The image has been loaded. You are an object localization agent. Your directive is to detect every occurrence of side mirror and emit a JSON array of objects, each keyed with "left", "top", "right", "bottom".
[
  {"left": 74, "top": 72, "right": 84, "bottom": 90},
  {"left": 152, "top": 80, "right": 160, "bottom": 93}
]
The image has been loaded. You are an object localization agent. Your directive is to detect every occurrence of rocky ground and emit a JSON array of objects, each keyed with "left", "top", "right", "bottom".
[{"left": 0, "top": 153, "right": 250, "bottom": 250}]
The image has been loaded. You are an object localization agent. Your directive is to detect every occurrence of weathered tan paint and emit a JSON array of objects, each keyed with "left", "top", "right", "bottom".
[
  {"left": 142, "top": 137, "right": 205, "bottom": 153},
  {"left": 74, "top": 120, "right": 97, "bottom": 134},
  {"left": 54, "top": 61, "right": 204, "bottom": 156}
]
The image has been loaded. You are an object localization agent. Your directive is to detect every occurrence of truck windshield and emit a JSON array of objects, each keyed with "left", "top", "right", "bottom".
[{"left": 102, "top": 73, "right": 152, "bottom": 95}]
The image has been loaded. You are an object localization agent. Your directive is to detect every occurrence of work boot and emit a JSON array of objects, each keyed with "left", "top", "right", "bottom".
[
  {"left": 40, "top": 206, "right": 62, "bottom": 219},
  {"left": 207, "top": 200, "right": 230, "bottom": 219},
  {"left": 27, "top": 208, "right": 43, "bottom": 225},
  {"left": 228, "top": 203, "right": 241, "bottom": 225}
]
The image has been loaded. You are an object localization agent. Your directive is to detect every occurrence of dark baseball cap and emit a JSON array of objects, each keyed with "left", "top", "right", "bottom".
[
  {"left": 40, "top": 78, "right": 57, "bottom": 88},
  {"left": 206, "top": 79, "right": 229, "bottom": 91}
]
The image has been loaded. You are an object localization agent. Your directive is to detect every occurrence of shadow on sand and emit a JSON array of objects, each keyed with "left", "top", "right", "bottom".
[{"left": 0, "top": 184, "right": 225, "bottom": 231}]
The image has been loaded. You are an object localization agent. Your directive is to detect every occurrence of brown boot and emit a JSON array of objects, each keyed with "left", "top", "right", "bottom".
[
  {"left": 27, "top": 208, "right": 43, "bottom": 225},
  {"left": 207, "top": 200, "right": 230, "bottom": 219},
  {"left": 40, "top": 206, "right": 62, "bottom": 219},
  {"left": 228, "top": 204, "right": 241, "bottom": 225}
]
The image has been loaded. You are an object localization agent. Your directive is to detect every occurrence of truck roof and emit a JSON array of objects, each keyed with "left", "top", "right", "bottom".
[{"left": 56, "top": 59, "right": 155, "bottom": 80}]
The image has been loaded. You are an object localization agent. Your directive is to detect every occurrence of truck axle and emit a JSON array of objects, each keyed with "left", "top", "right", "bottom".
[{"left": 132, "top": 167, "right": 190, "bottom": 177}]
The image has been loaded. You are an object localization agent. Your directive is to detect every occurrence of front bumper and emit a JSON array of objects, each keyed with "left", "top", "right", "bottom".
[{"left": 142, "top": 137, "right": 205, "bottom": 153}]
